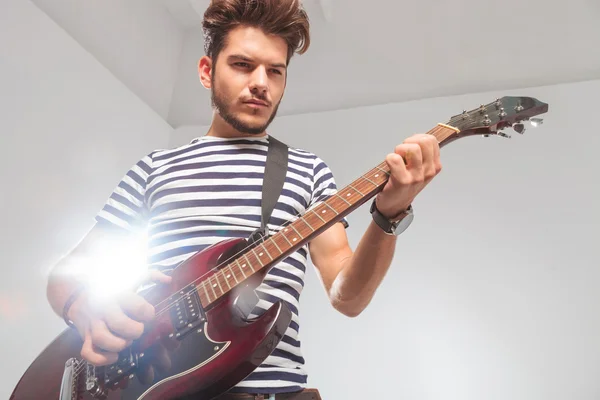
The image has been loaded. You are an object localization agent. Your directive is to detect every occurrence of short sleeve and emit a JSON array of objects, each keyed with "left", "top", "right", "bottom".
[
  {"left": 95, "top": 153, "right": 154, "bottom": 233},
  {"left": 309, "top": 156, "right": 349, "bottom": 229}
]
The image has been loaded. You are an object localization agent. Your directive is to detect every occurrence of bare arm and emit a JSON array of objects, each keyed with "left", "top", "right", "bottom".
[
  {"left": 308, "top": 133, "right": 442, "bottom": 317},
  {"left": 46, "top": 222, "right": 170, "bottom": 366},
  {"left": 46, "top": 222, "right": 124, "bottom": 318},
  {"left": 309, "top": 220, "right": 396, "bottom": 317}
]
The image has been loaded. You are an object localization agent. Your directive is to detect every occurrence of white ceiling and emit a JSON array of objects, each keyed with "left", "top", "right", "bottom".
[{"left": 31, "top": 0, "right": 600, "bottom": 128}]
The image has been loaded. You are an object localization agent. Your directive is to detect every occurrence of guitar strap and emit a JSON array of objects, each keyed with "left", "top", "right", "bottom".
[
  {"left": 235, "top": 136, "right": 288, "bottom": 320},
  {"left": 248, "top": 135, "right": 289, "bottom": 245}
]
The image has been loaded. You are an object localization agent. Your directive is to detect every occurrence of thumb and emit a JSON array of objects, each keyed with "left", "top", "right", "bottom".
[
  {"left": 132, "top": 269, "right": 172, "bottom": 291},
  {"left": 147, "top": 269, "right": 172, "bottom": 284}
]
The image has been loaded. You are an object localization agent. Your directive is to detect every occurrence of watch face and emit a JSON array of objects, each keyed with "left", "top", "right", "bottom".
[{"left": 392, "top": 213, "right": 414, "bottom": 235}]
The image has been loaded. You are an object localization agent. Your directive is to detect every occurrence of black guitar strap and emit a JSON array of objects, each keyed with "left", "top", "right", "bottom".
[
  {"left": 248, "top": 135, "right": 289, "bottom": 245},
  {"left": 235, "top": 136, "right": 288, "bottom": 320}
]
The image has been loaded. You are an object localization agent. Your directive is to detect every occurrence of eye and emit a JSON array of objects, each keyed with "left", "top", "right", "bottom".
[
  {"left": 270, "top": 69, "right": 283, "bottom": 75},
  {"left": 234, "top": 62, "right": 250, "bottom": 68}
]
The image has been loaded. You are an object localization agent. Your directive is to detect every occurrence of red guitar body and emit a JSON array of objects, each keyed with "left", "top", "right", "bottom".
[{"left": 10, "top": 238, "right": 292, "bottom": 400}]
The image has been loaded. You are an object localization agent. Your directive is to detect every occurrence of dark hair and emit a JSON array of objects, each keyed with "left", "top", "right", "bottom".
[{"left": 202, "top": 0, "right": 310, "bottom": 65}]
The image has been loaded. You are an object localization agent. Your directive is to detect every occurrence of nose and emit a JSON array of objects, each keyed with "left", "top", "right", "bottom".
[{"left": 249, "top": 66, "right": 268, "bottom": 96}]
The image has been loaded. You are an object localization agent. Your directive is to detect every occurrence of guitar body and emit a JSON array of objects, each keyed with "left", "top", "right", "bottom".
[{"left": 10, "top": 238, "right": 292, "bottom": 400}]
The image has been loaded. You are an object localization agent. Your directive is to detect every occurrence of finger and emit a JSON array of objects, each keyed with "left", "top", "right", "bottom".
[
  {"left": 81, "top": 329, "right": 119, "bottom": 366},
  {"left": 403, "top": 134, "right": 435, "bottom": 171},
  {"left": 385, "top": 152, "right": 408, "bottom": 184},
  {"left": 147, "top": 269, "right": 172, "bottom": 285},
  {"left": 397, "top": 143, "right": 422, "bottom": 171},
  {"left": 417, "top": 137, "right": 435, "bottom": 178},
  {"left": 103, "top": 301, "right": 145, "bottom": 340},
  {"left": 90, "top": 319, "right": 131, "bottom": 353},
  {"left": 118, "top": 292, "right": 155, "bottom": 323},
  {"left": 432, "top": 138, "right": 442, "bottom": 175},
  {"left": 417, "top": 135, "right": 440, "bottom": 180}
]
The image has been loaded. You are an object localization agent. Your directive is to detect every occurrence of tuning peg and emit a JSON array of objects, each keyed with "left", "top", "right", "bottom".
[
  {"left": 529, "top": 118, "right": 543, "bottom": 127},
  {"left": 498, "top": 132, "right": 512, "bottom": 139},
  {"left": 513, "top": 123, "right": 525, "bottom": 134}
]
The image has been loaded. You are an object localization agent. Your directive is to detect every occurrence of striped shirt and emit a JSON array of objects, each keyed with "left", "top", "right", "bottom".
[{"left": 94, "top": 134, "right": 347, "bottom": 394}]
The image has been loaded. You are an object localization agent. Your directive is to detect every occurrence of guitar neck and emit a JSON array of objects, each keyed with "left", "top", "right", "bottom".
[{"left": 198, "top": 123, "right": 460, "bottom": 307}]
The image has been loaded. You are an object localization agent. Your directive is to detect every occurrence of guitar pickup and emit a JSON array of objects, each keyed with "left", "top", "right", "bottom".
[{"left": 169, "top": 284, "right": 205, "bottom": 338}]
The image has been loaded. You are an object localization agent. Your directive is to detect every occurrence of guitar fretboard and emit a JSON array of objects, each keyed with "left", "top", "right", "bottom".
[{"left": 196, "top": 123, "right": 459, "bottom": 307}]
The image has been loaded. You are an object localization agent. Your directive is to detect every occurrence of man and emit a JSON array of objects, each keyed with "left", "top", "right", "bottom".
[{"left": 46, "top": 0, "right": 442, "bottom": 398}]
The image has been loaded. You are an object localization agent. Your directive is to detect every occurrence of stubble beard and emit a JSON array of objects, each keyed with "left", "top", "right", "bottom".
[{"left": 211, "top": 76, "right": 280, "bottom": 135}]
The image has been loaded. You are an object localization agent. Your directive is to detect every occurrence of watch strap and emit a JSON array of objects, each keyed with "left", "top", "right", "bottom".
[
  {"left": 370, "top": 199, "right": 413, "bottom": 235},
  {"left": 62, "top": 284, "right": 86, "bottom": 328}
]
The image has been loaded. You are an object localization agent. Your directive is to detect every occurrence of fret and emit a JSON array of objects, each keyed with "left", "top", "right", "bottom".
[
  {"left": 374, "top": 165, "right": 390, "bottom": 176},
  {"left": 311, "top": 209, "right": 326, "bottom": 223},
  {"left": 280, "top": 229, "right": 294, "bottom": 246},
  {"left": 366, "top": 169, "right": 387, "bottom": 184},
  {"left": 208, "top": 276, "right": 217, "bottom": 298},
  {"left": 202, "top": 282, "right": 211, "bottom": 303},
  {"left": 348, "top": 184, "right": 365, "bottom": 196},
  {"left": 259, "top": 243, "right": 273, "bottom": 261},
  {"left": 270, "top": 236, "right": 283, "bottom": 254},
  {"left": 214, "top": 273, "right": 224, "bottom": 293},
  {"left": 251, "top": 248, "right": 269, "bottom": 267},
  {"left": 222, "top": 268, "right": 232, "bottom": 289},
  {"left": 243, "top": 254, "right": 257, "bottom": 273},
  {"left": 236, "top": 259, "right": 247, "bottom": 278},
  {"left": 289, "top": 224, "right": 304, "bottom": 243},
  {"left": 298, "top": 217, "right": 315, "bottom": 232},
  {"left": 361, "top": 175, "right": 378, "bottom": 187},
  {"left": 322, "top": 201, "right": 340, "bottom": 215},
  {"left": 344, "top": 186, "right": 360, "bottom": 197},
  {"left": 228, "top": 265, "right": 239, "bottom": 283},
  {"left": 335, "top": 193, "right": 352, "bottom": 206}
]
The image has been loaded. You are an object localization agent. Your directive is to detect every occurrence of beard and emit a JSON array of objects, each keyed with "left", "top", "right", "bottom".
[{"left": 211, "top": 76, "right": 281, "bottom": 135}]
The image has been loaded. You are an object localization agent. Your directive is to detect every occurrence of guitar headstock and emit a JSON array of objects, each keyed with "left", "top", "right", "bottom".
[{"left": 447, "top": 96, "right": 549, "bottom": 139}]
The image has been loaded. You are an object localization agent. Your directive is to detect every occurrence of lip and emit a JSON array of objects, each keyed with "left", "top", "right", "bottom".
[{"left": 243, "top": 100, "right": 269, "bottom": 107}]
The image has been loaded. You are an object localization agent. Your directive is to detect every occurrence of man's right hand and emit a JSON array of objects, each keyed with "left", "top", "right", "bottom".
[{"left": 68, "top": 270, "right": 172, "bottom": 366}]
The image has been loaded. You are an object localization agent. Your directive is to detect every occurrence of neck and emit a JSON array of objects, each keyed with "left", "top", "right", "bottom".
[{"left": 205, "top": 114, "right": 267, "bottom": 139}]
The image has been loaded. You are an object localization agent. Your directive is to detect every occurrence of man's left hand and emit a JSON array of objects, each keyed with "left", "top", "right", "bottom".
[{"left": 375, "top": 133, "right": 442, "bottom": 219}]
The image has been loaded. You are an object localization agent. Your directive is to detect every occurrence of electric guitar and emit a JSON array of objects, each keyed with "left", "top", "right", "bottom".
[{"left": 10, "top": 96, "right": 549, "bottom": 400}]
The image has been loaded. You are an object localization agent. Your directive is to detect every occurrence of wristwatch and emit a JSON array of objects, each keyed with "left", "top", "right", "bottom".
[{"left": 370, "top": 199, "right": 414, "bottom": 236}]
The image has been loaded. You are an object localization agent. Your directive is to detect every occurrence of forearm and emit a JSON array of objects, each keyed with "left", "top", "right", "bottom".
[
  {"left": 46, "top": 222, "right": 126, "bottom": 318},
  {"left": 46, "top": 255, "right": 85, "bottom": 318},
  {"left": 330, "top": 220, "right": 397, "bottom": 317}
]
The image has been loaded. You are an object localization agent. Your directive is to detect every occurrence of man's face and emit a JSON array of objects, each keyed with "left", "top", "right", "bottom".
[{"left": 201, "top": 26, "right": 288, "bottom": 135}]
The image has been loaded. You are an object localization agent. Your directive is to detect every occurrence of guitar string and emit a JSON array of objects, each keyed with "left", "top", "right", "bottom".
[
  {"left": 150, "top": 164, "right": 391, "bottom": 318},
  {"left": 123, "top": 106, "right": 491, "bottom": 317},
  {"left": 72, "top": 165, "right": 391, "bottom": 378},
  {"left": 145, "top": 106, "right": 506, "bottom": 321},
  {"left": 113, "top": 108, "right": 482, "bottom": 323},
  {"left": 73, "top": 107, "right": 504, "bottom": 377},
  {"left": 71, "top": 204, "right": 309, "bottom": 378},
  {"left": 72, "top": 192, "right": 320, "bottom": 377}
]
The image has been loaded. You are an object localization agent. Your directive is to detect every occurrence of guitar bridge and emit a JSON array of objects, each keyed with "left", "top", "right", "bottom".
[{"left": 59, "top": 358, "right": 80, "bottom": 400}]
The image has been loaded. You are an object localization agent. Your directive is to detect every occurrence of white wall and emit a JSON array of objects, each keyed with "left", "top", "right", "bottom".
[
  {"left": 171, "top": 79, "right": 600, "bottom": 400},
  {"left": 31, "top": 0, "right": 185, "bottom": 121},
  {"left": 0, "top": 1, "right": 172, "bottom": 397}
]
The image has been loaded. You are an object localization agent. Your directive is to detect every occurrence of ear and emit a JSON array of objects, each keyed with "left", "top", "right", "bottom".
[{"left": 198, "top": 56, "right": 213, "bottom": 89}]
